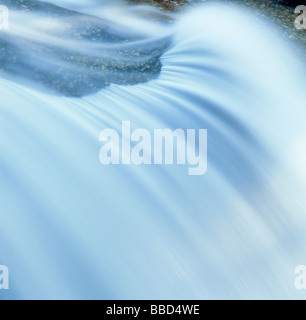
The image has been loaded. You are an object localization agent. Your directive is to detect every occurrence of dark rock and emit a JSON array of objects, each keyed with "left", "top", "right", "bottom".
[{"left": 0, "top": 0, "right": 171, "bottom": 96}]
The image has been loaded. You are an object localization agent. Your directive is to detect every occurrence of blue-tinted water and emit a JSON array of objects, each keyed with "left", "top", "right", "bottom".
[{"left": 0, "top": 0, "right": 306, "bottom": 299}]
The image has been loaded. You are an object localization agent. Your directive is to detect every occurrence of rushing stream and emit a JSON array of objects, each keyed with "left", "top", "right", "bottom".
[{"left": 0, "top": 0, "right": 306, "bottom": 299}]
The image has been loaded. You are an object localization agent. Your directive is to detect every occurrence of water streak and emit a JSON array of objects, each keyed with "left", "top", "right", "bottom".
[{"left": 0, "top": 1, "right": 306, "bottom": 299}]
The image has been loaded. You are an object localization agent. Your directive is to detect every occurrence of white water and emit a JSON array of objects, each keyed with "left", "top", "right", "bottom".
[{"left": 0, "top": 1, "right": 306, "bottom": 299}]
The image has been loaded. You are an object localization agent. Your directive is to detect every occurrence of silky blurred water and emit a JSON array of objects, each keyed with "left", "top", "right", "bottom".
[{"left": 0, "top": 0, "right": 306, "bottom": 299}]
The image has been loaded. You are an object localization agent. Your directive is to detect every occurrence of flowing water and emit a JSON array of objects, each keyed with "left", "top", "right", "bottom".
[{"left": 0, "top": 0, "right": 306, "bottom": 299}]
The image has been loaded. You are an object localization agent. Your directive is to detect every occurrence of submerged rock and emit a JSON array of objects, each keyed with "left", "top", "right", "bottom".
[{"left": 0, "top": 0, "right": 171, "bottom": 96}]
